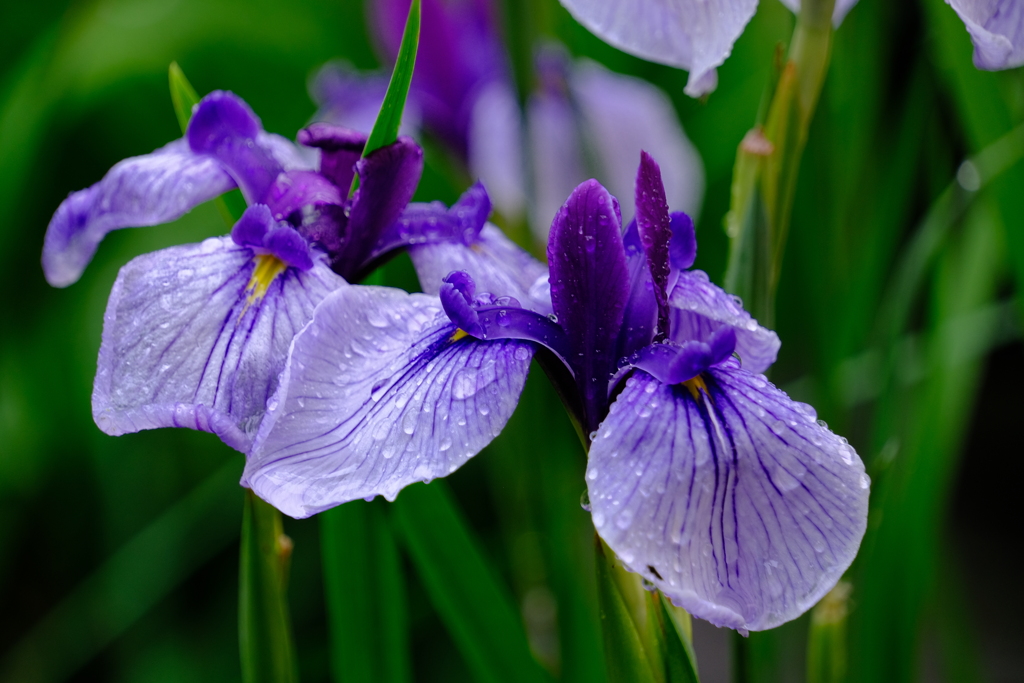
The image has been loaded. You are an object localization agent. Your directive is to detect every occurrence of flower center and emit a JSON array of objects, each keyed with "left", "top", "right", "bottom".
[
  {"left": 247, "top": 253, "right": 289, "bottom": 303},
  {"left": 683, "top": 375, "right": 709, "bottom": 400}
]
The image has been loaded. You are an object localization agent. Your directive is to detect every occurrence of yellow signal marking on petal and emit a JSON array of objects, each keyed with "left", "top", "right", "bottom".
[
  {"left": 246, "top": 253, "right": 288, "bottom": 304},
  {"left": 683, "top": 375, "right": 709, "bottom": 401},
  {"left": 450, "top": 328, "right": 471, "bottom": 343}
]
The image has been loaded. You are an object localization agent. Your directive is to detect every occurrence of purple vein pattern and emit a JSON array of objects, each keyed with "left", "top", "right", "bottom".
[
  {"left": 92, "top": 237, "right": 345, "bottom": 452},
  {"left": 244, "top": 286, "right": 533, "bottom": 518}
]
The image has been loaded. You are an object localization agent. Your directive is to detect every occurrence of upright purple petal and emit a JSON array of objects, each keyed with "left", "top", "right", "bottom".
[
  {"left": 244, "top": 286, "right": 533, "bottom": 518},
  {"left": 187, "top": 91, "right": 283, "bottom": 203},
  {"left": 92, "top": 237, "right": 345, "bottom": 452},
  {"left": 548, "top": 180, "right": 629, "bottom": 429},
  {"left": 777, "top": 0, "right": 860, "bottom": 26},
  {"left": 571, "top": 59, "right": 704, "bottom": 218},
  {"left": 617, "top": 221, "right": 659, "bottom": 360},
  {"left": 669, "top": 270, "right": 780, "bottom": 374},
  {"left": 635, "top": 151, "right": 673, "bottom": 336},
  {"left": 556, "top": 0, "right": 758, "bottom": 96},
  {"left": 297, "top": 123, "right": 368, "bottom": 192},
  {"left": 333, "top": 137, "right": 424, "bottom": 278},
  {"left": 42, "top": 139, "right": 236, "bottom": 288},
  {"left": 945, "top": 0, "right": 1024, "bottom": 70},
  {"left": 587, "top": 362, "right": 869, "bottom": 632},
  {"left": 669, "top": 212, "right": 697, "bottom": 272},
  {"left": 410, "top": 224, "right": 552, "bottom": 315}
]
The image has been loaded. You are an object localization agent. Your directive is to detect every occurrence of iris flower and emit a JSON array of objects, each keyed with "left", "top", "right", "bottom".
[
  {"left": 42, "top": 90, "right": 441, "bottom": 451},
  {"left": 245, "top": 150, "right": 868, "bottom": 632},
  {"left": 946, "top": 0, "right": 1024, "bottom": 70},
  {"left": 557, "top": 0, "right": 859, "bottom": 96},
  {"left": 312, "top": 0, "right": 704, "bottom": 229}
]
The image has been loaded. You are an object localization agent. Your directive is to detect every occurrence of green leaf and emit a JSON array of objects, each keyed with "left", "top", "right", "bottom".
[
  {"left": 321, "top": 500, "right": 409, "bottom": 683},
  {"left": 806, "top": 582, "right": 851, "bottom": 683},
  {"left": 350, "top": 0, "right": 420, "bottom": 196},
  {"left": 658, "top": 597, "right": 700, "bottom": 683},
  {"left": 392, "top": 481, "right": 552, "bottom": 683},
  {"left": 593, "top": 538, "right": 658, "bottom": 683},
  {"left": 168, "top": 61, "right": 200, "bottom": 134},
  {"left": 239, "top": 490, "right": 298, "bottom": 683}
]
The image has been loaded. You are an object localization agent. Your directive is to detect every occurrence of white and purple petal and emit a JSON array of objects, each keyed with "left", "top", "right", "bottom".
[
  {"left": 409, "top": 223, "right": 552, "bottom": 315},
  {"left": 92, "top": 237, "right": 344, "bottom": 452},
  {"left": 945, "top": 0, "right": 1024, "bottom": 70},
  {"left": 468, "top": 80, "right": 528, "bottom": 221},
  {"left": 243, "top": 286, "right": 533, "bottom": 518},
  {"left": 556, "top": 0, "right": 759, "bottom": 96},
  {"left": 42, "top": 139, "right": 236, "bottom": 288},
  {"left": 668, "top": 270, "right": 780, "bottom": 374},
  {"left": 587, "top": 362, "right": 869, "bottom": 632}
]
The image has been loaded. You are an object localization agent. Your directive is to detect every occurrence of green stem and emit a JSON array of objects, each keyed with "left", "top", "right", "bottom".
[
  {"left": 239, "top": 490, "right": 298, "bottom": 683},
  {"left": 723, "top": 0, "right": 836, "bottom": 328}
]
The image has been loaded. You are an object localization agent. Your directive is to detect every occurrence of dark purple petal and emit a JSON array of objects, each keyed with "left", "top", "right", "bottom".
[
  {"left": 264, "top": 226, "right": 314, "bottom": 271},
  {"left": 946, "top": 0, "right": 1024, "bottom": 70},
  {"left": 263, "top": 170, "right": 346, "bottom": 255},
  {"left": 187, "top": 91, "right": 283, "bottom": 203},
  {"left": 635, "top": 151, "right": 672, "bottom": 336},
  {"left": 669, "top": 212, "right": 697, "bottom": 271},
  {"left": 548, "top": 179, "right": 630, "bottom": 430},
  {"left": 42, "top": 139, "right": 236, "bottom": 288},
  {"left": 243, "top": 286, "right": 533, "bottom": 518},
  {"left": 669, "top": 270, "right": 780, "bottom": 374},
  {"left": 616, "top": 220, "right": 658, "bottom": 360},
  {"left": 629, "top": 328, "right": 735, "bottom": 385},
  {"left": 440, "top": 275, "right": 484, "bottom": 337},
  {"left": 587, "top": 362, "right": 869, "bottom": 632},
  {"left": 297, "top": 123, "right": 368, "bottom": 191},
  {"left": 231, "top": 205, "right": 274, "bottom": 248},
  {"left": 334, "top": 137, "right": 424, "bottom": 279},
  {"left": 92, "top": 237, "right": 345, "bottom": 452}
]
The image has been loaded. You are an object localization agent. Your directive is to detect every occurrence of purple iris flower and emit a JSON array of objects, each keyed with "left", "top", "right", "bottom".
[
  {"left": 241, "top": 182, "right": 546, "bottom": 517},
  {"left": 43, "top": 90, "right": 433, "bottom": 452},
  {"left": 946, "top": 0, "right": 1024, "bottom": 70},
  {"left": 557, "top": 0, "right": 859, "bottom": 96}
]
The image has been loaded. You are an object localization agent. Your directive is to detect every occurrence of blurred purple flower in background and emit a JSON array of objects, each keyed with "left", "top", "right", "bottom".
[
  {"left": 312, "top": 0, "right": 703, "bottom": 233},
  {"left": 556, "top": 0, "right": 859, "bottom": 96},
  {"left": 945, "top": 0, "right": 1024, "bottom": 70},
  {"left": 41, "top": 90, "right": 447, "bottom": 451}
]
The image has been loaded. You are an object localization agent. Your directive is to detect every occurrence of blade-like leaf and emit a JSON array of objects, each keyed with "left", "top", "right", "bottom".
[
  {"left": 594, "top": 538, "right": 658, "bottom": 683},
  {"left": 239, "top": 490, "right": 297, "bottom": 683},
  {"left": 393, "top": 481, "right": 552, "bottom": 683},
  {"left": 321, "top": 500, "right": 409, "bottom": 683},
  {"left": 350, "top": 0, "right": 420, "bottom": 196}
]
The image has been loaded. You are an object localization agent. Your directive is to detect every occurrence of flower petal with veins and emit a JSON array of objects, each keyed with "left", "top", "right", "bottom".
[
  {"left": 92, "top": 237, "right": 344, "bottom": 452},
  {"left": 587, "top": 362, "right": 868, "bottom": 632},
  {"left": 244, "top": 286, "right": 533, "bottom": 518}
]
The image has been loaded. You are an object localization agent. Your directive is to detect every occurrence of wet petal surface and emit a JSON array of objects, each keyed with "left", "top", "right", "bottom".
[
  {"left": 587, "top": 363, "right": 869, "bottom": 631},
  {"left": 244, "top": 286, "right": 532, "bottom": 518},
  {"left": 92, "top": 237, "right": 344, "bottom": 452},
  {"left": 668, "top": 270, "right": 780, "bottom": 374},
  {"left": 42, "top": 139, "right": 235, "bottom": 287}
]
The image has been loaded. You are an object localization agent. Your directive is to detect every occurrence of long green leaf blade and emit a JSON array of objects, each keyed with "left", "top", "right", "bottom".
[
  {"left": 321, "top": 500, "right": 409, "bottom": 683},
  {"left": 350, "top": 0, "right": 420, "bottom": 195},
  {"left": 239, "top": 491, "right": 298, "bottom": 683},
  {"left": 393, "top": 481, "right": 552, "bottom": 683}
]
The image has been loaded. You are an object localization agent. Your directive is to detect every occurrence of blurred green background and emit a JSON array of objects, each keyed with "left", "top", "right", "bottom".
[{"left": 0, "top": 0, "right": 1021, "bottom": 681}]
